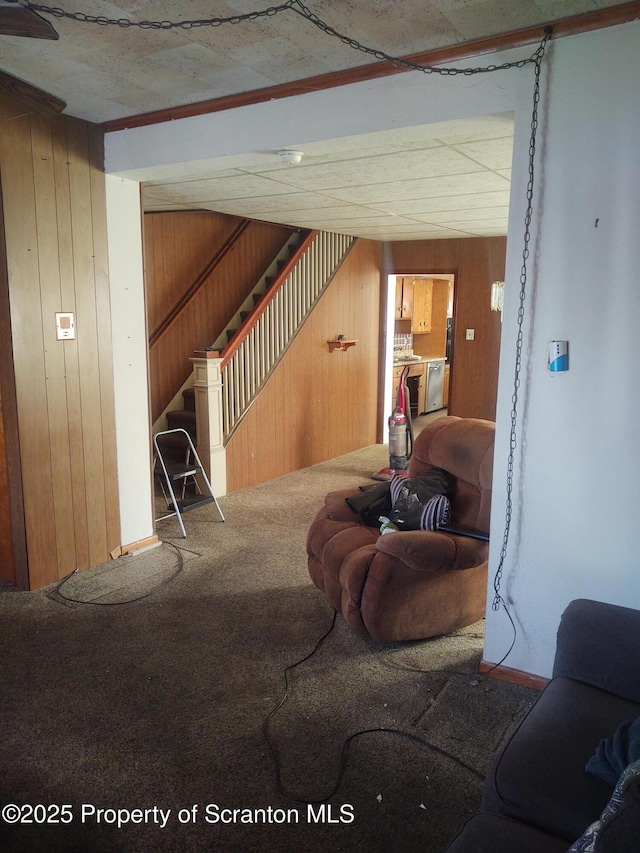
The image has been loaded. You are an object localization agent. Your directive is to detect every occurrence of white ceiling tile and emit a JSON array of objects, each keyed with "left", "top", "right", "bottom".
[
  {"left": 147, "top": 43, "right": 236, "bottom": 74},
  {"left": 436, "top": 0, "right": 548, "bottom": 41},
  {"left": 144, "top": 173, "right": 301, "bottom": 203},
  {"left": 197, "top": 194, "right": 352, "bottom": 216},
  {"left": 376, "top": 190, "right": 512, "bottom": 215},
  {"left": 262, "top": 146, "right": 488, "bottom": 192},
  {"left": 452, "top": 136, "right": 515, "bottom": 170},
  {"left": 409, "top": 205, "right": 510, "bottom": 224},
  {"left": 437, "top": 217, "right": 509, "bottom": 231},
  {"left": 137, "top": 110, "right": 517, "bottom": 239},
  {"left": 325, "top": 170, "right": 510, "bottom": 204}
]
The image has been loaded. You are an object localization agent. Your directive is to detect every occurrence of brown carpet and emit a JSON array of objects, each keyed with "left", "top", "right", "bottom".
[{"left": 0, "top": 440, "right": 537, "bottom": 852}]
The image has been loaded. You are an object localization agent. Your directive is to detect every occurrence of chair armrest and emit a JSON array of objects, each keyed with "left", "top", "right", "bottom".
[
  {"left": 376, "top": 529, "right": 488, "bottom": 573},
  {"left": 552, "top": 598, "right": 640, "bottom": 703}
]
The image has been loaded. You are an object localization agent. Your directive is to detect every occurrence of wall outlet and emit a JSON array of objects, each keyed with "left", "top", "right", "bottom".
[{"left": 465, "top": 328, "right": 475, "bottom": 340}]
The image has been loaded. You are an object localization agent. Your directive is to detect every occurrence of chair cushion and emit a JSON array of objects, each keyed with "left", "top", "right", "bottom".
[
  {"left": 481, "top": 677, "right": 640, "bottom": 841},
  {"left": 444, "top": 813, "right": 568, "bottom": 853}
]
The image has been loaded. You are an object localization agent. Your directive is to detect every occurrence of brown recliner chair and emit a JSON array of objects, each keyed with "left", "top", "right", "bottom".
[{"left": 307, "top": 416, "right": 496, "bottom": 643}]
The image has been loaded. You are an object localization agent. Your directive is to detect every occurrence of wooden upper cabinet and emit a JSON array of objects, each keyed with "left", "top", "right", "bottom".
[
  {"left": 395, "top": 277, "right": 414, "bottom": 319},
  {"left": 412, "top": 278, "right": 433, "bottom": 334}
]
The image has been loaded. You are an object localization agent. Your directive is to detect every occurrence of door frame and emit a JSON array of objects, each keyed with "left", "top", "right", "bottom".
[{"left": 378, "top": 267, "right": 457, "bottom": 445}]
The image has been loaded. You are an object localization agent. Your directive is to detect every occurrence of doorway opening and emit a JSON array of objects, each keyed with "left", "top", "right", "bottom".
[{"left": 383, "top": 271, "right": 455, "bottom": 442}]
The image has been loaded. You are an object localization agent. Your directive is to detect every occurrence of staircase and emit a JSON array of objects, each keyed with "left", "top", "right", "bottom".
[
  {"left": 220, "top": 230, "right": 356, "bottom": 440},
  {"left": 157, "top": 230, "right": 308, "bottom": 441},
  {"left": 210, "top": 229, "right": 310, "bottom": 354},
  {"left": 159, "top": 229, "right": 356, "bottom": 450}
]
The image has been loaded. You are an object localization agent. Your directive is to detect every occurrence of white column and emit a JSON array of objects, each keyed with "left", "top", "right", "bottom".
[
  {"left": 190, "top": 355, "right": 227, "bottom": 497},
  {"left": 105, "top": 175, "right": 155, "bottom": 549}
]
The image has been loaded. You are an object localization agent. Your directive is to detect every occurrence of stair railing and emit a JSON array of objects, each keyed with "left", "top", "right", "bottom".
[
  {"left": 149, "top": 218, "right": 250, "bottom": 349},
  {"left": 220, "top": 230, "right": 356, "bottom": 441}
]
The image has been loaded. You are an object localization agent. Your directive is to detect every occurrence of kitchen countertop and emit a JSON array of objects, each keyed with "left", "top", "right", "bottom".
[{"left": 393, "top": 356, "right": 446, "bottom": 365}]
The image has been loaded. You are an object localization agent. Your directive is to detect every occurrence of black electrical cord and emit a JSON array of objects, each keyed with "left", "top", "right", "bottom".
[
  {"left": 382, "top": 619, "right": 518, "bottom": 679},
  {"left": 52, "top": 540, "right": 184, "bottom": 606},
  {"left": 264, "top": 611, "right": 485, "bottom": 805}
]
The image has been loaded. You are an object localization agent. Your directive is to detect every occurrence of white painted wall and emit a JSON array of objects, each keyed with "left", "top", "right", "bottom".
[
  {"left": 104, "top": 20, "right": 640, "bottom": 677},
  {"left": 104, "top": 176, "right": 155, "bottom": 548},
  {"left": 485, "top": 21, "right": 640, "bottom": 677}
]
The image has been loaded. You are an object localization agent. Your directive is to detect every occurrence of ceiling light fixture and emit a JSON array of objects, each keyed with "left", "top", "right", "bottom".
[{"left": 278, "top": 150, "right": 303, "bottom": 166}]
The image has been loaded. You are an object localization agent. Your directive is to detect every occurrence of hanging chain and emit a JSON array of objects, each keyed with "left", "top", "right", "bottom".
[
  {"left": 21, "top": 0, "right": 548, "bottom": 76},
  {"left": 290, "top": 0, "right": 546, "bottom": 74},
  {"left": 18, "top": 0, "right": 297, "bottom": 29},
  {"left": 492, "top": 27, "right": 551, "bottom": 613}
]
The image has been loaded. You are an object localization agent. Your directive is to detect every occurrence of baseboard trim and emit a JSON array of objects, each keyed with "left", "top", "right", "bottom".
[
  {"left": 479, "top": 660, "right": 549, "bottom": 691},
  {"left": 120, "top": 535, "right": 161, "bottom": 556}
]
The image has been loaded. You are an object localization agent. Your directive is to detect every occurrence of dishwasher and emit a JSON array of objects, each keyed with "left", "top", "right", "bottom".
[{"left": 425, "top": 360, "right": 445, "bottom": 412}]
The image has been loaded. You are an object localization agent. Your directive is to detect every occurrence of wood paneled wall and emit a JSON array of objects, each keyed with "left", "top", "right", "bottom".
[
  {"left": 0, "top": 105, "right": 120, "bottom": 589},
  {"left": 385, "top": 238, "right": 506, "bottom": 421},
  {"left": 0, "top": 385, "right": 15, "bottom": 584},
  {"left": 0, "top": 178, "right": 24, "bottom": 587},
  {"left": 226, "top": 239, "right": 382, "bottom": 492},
  {"left": 145, "top": 211, "right": 295, "bottom": 422}
]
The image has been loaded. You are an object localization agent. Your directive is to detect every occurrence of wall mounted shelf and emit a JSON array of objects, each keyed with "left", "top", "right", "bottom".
[{"left": 327, "top": 339, "right": 358, "bottom": 352}]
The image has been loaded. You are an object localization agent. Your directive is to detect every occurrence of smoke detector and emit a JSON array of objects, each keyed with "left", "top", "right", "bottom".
[{"left": 278, "top": 150, "right": 304, "bottom": 166}]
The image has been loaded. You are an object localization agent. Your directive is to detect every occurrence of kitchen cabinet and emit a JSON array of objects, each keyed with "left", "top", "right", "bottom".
[
  {"left": 412, "top": 278, "right": 433, "bottom": 334},
  {"left": 391, "top": 362, "right": 426, "bottom": 416},
  {"left": 395, "top": 277, "right": 433, "bottom": 332},
  {"left": 395, "top": 277, "right": 414, "bottom": 320}
]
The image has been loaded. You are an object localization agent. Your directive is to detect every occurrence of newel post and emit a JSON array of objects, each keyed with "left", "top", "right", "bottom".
[{"left": 190, "top": 354, "right": 227, "bottom": 497}]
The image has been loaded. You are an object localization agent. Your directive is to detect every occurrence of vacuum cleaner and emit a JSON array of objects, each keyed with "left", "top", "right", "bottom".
[{"left": 374, "top": 365, "right": 414, "bottom": 480}]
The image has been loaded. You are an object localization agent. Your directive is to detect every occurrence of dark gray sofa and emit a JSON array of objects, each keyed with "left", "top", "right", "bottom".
[{"left": 444, "top": 599, "right": 640, "bottom": 852}]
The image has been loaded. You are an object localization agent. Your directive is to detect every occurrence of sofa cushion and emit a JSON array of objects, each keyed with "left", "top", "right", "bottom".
[
  {"left": 444, "top": 813, "right": 568, "bottom": 853},
  {"left": 569, "top": 758, "right": 640, "bottom": 853},
  {"left": 553, "top": 599, "right": 640, "bottom": 704},
  {"left": 481, "top": 677, "right": 640, "bottom": 841}
]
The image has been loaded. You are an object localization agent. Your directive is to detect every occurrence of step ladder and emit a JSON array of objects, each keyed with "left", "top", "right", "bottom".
[{"left": 153, "top": 428, "right": 225, "bottom": 537}]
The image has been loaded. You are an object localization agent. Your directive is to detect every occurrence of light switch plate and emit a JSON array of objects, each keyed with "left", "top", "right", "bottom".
[{"left": 465, "top": 328, "right": 475, "bottom": 340}]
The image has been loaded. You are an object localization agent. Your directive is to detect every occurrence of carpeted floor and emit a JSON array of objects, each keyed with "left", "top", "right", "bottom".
[{"left": 0, "top": 438, "right": 537, "bottom": 852}]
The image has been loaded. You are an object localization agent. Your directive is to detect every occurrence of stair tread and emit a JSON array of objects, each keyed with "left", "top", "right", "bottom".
[{"left": 166, "top": 409, "right": 196, "bottom": 422}]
